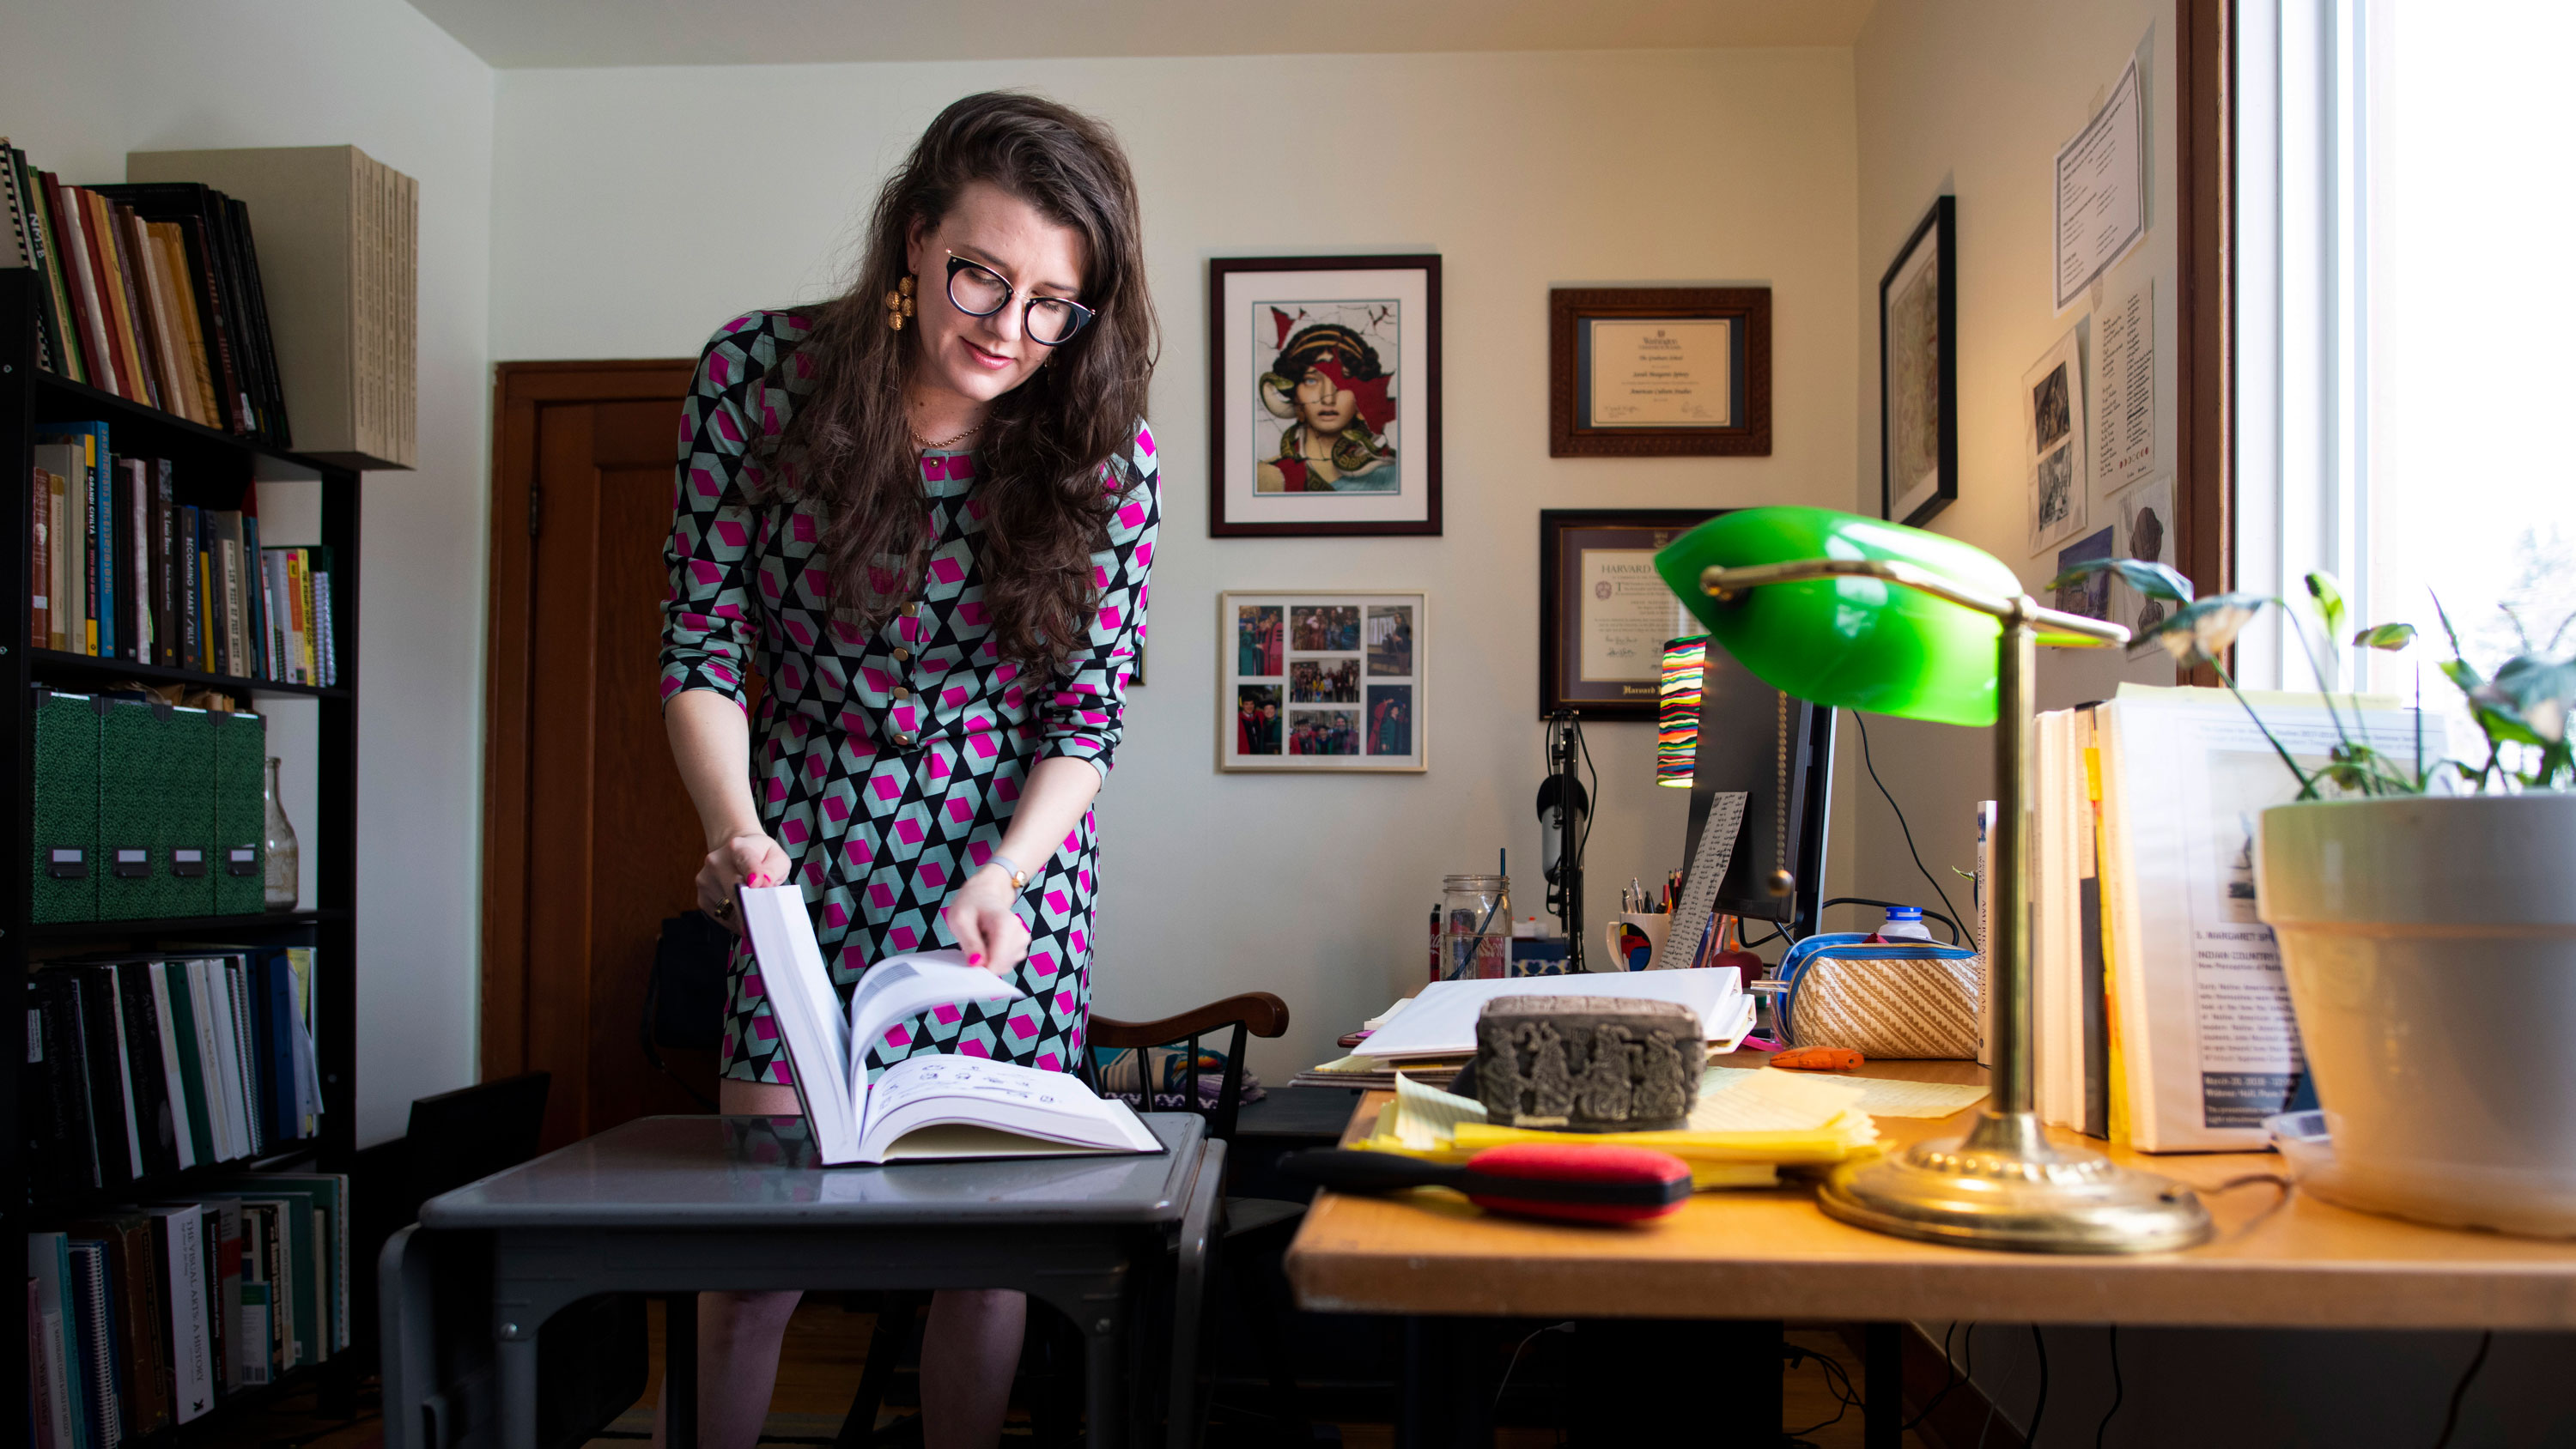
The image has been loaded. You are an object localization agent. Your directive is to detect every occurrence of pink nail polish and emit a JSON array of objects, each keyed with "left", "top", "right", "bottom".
[{"left": 969, "top": 953, "right": 984, "bottom": 967}]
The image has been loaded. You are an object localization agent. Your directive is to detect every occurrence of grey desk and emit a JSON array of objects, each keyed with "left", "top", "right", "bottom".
[{"left": 386, "top": 1113, "right": 1218, "bottom": 1449}]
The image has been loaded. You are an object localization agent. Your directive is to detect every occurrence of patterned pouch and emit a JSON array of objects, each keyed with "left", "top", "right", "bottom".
[{"left": 1774, "top": 931, "right": 1981, "bottom": 1059}]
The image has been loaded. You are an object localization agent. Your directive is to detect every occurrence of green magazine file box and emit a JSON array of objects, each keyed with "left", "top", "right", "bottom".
[
  {"left": 30, "top": 689, "right": 103, "bottom": 922},
  {"left": 156, "top": 706, "right": 219, "bottom": 918},
  {"left": 97, "top": 698, "right": 161, "bottom": 920},
  {"left": 214, "top": 711, "right": 267, "bottom": 915}
]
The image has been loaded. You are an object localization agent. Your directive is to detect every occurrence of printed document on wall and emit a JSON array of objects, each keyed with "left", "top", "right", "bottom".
[
  {"left": 2054, "top": 58, "right": 2147, "bottom": 311},
  {"left": 2097, "top": 688, "right": 2442, "bottom": 1151}
]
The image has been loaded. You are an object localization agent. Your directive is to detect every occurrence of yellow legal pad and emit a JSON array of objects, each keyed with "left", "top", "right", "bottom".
[{"left": 1356, "top": 1069, "right": 1887, "bottom": 1190}]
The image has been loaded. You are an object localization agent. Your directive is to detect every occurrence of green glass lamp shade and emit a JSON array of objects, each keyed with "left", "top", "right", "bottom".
[{"left": 1652, "top": 506, "right": 2020, "bottom": 728}]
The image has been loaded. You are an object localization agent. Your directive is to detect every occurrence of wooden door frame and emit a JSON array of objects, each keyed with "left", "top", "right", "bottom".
[
  {"left": 481, "top": 359, "right": 696, "bottom": 1081},
  {"left": 2177, "top": 0, "right": 2234, "bottom": 682}
]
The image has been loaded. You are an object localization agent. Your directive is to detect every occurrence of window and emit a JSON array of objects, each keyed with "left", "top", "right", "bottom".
[{"left": 2240, "top": 1, "right": 2576, "bottom": 743}]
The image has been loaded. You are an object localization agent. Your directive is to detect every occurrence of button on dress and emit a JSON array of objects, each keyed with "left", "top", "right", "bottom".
[{"left": 660, "top": 309, "right": 1158, "bottom": 1085}]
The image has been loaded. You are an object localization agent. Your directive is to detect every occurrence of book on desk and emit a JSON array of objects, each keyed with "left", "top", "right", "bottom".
[{"left": 735, "top": 884, "right": 1160, "bottom": 1166}]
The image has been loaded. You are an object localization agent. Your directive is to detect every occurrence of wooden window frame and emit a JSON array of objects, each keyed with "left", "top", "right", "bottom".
[{"left": 2177, "top": 0, "right": 2235, "bottom": 682}]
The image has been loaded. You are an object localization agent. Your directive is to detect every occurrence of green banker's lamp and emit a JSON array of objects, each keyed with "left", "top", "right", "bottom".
[{"left": 1655, "top": 506, "right": 2212, "bottom": 1253}]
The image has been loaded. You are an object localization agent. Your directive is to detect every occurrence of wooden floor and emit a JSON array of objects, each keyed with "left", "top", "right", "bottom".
[{"left": 184, "top": 1303, "right": 1932, "bottom": 1449}]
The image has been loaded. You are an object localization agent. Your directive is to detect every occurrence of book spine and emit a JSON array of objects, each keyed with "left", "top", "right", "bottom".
[
  {"left": 118, "top": 460, "right": 143, "bottom": 661},
  {"left": 113, "top": 962, "right": 181, "bottom": 1179},
  {"left": 67, "top": 1245, "right": 118, "bottom": 1449},
  {"left": 93, "top": 437, "right": 114, "bottom": 661},
  {"left": 129, "top": 208, "right": 193, "bottom": 422},
  {"left": 0, "top": 145, "right": 54, "bottom": 372},
  {"left": 147, "top": 962, "right": 199, "bottom": 1171},
  {"left": 94, "top": 968, "right": 144, "bottom": 1185},
  {"left": 49, "top": 468, "right": 68, "bottom": 650},
  {"left": 240, "top": 512, "right": 267, "bottom": 680},
  {"left": 32, "top": 464, "right": 50, "bottom": 646},
  {"left": 15, "top": 147, "right": 82, "bottom": 384},
  {"left": 313, "top": 570, "right": 334, "bottom": 688},
  {"left": 72, "top": 969, "right": 134, "bottom": 1192},
  {"left": 81, "top": 191, "right": 145, "bottom": 405},
  {"left": 160, "top": 1209, "right": 212, "bottom": 1423},
  {"left": 228, "top": 198, "right": 290, "bottom": 446},
  {"left": 153, "top": 463, "right": 174, "bottom": 668},
  {"left": 80, "top": 440, "right": 100, "bottom": 655},
  {"left": 155, "top": 224, "right": 222, "bottom": 424},
  {"left": 104, "top": 200, "right": 163, "bottom": 410},
  {"left": 173, "top": 213, "right": 250, "bottom": 433},
  {"left": 46, "top": 175, "right": 116, "bottom": 399}
]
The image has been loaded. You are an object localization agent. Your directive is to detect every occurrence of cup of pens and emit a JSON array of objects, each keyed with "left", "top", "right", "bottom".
[{"left": 1603, "top": 913, "right": 1674, "bottom": 971}]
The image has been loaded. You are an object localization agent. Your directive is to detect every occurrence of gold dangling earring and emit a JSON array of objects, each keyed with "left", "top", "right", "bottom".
[{"left": 884, "top": 274, "right": 915, "bottom": 332}]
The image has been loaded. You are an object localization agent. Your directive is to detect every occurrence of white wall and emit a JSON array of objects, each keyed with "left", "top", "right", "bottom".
[
  {"left": 3, "top": 0, "right": 495, "bottom": 1146},
  {"left": 487, "top": 47, "right": 1859, "bottom": 1079},
  {"left": 1852, "top": 3, "right": 2573, "bottom": 1441}
]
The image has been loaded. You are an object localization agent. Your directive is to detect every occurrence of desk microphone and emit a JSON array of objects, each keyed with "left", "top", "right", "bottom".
[{"left": 1535, "top": 775, "right": 1589, "bottom": 884}]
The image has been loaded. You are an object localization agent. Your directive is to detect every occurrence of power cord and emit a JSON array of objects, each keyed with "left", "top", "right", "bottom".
[
  {"left": 2028, "top": 1325, "right": 2050, "bottom": 1446},
  {"left": 1781, "top": 1339, "right": 1865, "bottom": 1443},
  {"left": 1491, "top": 1320, "right": 1574, "bottom": 1410},
  {"left": 1851, "top": 711, "right": 1978, "bottom": 955},
  {"left": 2095, "top": 1325, "right": 2122, "bottom": 1448},
  {"left": 2429, "top": 1331, "right": 2493, "bottom": 1448},
  {"left": 1902, "top": 1321, "right": 1965, "bottom": 1434}
]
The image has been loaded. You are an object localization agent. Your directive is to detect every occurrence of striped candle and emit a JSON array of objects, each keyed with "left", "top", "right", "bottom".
[{"left": 1657, "top": 634, "right": 1708, "bottom": 787}]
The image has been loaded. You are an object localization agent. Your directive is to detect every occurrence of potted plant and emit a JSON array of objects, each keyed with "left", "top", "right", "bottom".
[{"left": 2054, "top": 558, "right": 2576, "bottom": 1236}]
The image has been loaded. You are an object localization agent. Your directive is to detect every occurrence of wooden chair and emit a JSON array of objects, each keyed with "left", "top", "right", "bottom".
[{"left": 832, "top": 992, "right": 1296, "bottom": 1448}]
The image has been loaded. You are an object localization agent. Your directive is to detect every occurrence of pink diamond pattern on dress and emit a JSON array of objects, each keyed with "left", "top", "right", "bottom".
[{"left": 668, "top": 311, "right": 1155, "bottom": 1085}]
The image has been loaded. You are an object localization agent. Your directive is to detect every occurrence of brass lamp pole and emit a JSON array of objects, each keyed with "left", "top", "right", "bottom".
[{"left": 1699, "top": 557, "right": 2212, "bottom": 1254}]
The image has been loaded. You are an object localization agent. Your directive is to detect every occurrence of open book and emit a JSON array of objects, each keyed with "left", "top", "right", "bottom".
[{"left": 736, "top": 885, "right": 1162, "bottom": 1166}]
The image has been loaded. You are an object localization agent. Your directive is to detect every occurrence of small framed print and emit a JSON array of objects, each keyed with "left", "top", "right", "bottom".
[
  {"left": 1221, "top": 591, "right": 1425, "bottom": 772},
  {"left": 1207, "top": 256, "right": 1442, "bottom": 537},
  {"left": 1880, "top": 195, "right": 1958, "bottom": 526},
  {"left": 1539, "top": 510, "right": 1720, "bottom": 720},
  {"left": 1548, "top": 288, "right": 1772, "bottom": 458}
]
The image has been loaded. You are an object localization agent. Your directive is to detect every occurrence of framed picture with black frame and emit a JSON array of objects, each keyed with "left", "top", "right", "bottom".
[
  {"left": 1880, "top": 195, "right": 1958, "bottom": 526},
  {"left": 1206, "top": 255, "right": 1442, "bottom": 537},
  {"left": 1538, "top": 509, "right": 1722, "bottom": 720}
]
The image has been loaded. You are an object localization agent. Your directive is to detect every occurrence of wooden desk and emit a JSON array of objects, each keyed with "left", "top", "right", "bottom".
[{"left": 1287, "top": 1054, "right": 2576, "bottom": 1330}]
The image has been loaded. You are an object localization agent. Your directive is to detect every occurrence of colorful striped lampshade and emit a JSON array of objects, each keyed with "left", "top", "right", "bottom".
[{"left": 1656, "top": 634, "right": 1708, "bottom": 787}]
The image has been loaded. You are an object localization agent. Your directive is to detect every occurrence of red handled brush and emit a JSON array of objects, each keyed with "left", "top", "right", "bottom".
[{"left": 1283, "top": 1143, "right": 1692, "bottom": 1224}]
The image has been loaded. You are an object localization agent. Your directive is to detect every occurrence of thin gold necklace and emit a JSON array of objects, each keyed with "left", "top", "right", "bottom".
[{"left": 912, "top": 421, "right": 982, "bottom": 451}]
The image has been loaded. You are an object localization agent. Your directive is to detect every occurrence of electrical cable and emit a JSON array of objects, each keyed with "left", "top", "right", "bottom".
[
  {"left": 2095, "top": 1325, "right": 2122, "bottom": 1449},
  {"left": 1851, "top": 711, "right": 1978, "bottom": 955},
  {"left": 2428, "top": 1331, "right": 2493, "bottom": 1449},
  {"left": 2029, "top": 1326, "right": 2049, "bottom": 1446},
  {"left": 1491, "top": 1320, "right": 1573, "bottom": 1410},
  {"left": 1904, "top": 1321, "right": 1965, "bottom": 1434},
  {"left": 1781, "top": 1341, "right": 1863, "bottom": 1439}
]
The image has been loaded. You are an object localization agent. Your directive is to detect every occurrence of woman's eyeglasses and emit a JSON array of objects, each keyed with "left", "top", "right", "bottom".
[{"left": 944, "top": 252, "right": 1095, "bottom": 346}]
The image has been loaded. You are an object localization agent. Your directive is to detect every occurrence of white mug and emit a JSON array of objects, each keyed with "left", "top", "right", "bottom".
[{"left": 1601, "top": 912, "right": 1674, "bottom": 971}]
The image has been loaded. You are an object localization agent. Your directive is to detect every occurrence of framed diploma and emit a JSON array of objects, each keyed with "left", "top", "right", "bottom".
[
  {"left": 1539, "top": 510, "right": 1722, "bottom": 719},
  {"left": 1548, "top": 288, "right": 1771, "bottom": 457},
  {"left": 1207, "top": 255, "right": 1443, "bottom": 537}
]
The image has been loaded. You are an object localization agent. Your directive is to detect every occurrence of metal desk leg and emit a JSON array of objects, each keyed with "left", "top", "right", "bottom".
[
  {"left": 498, "top": 1329, "right": 540, "bottom": 1449},
  {"left": 670, "top": 1293, "right": 700, "bottom": 1449},
  {"left": 1085, "top": 1300, "right": 1127, "bottom": 1449},
  {"left": 1865, "top": 1323, "right": 1902, "bottom": 1449}
]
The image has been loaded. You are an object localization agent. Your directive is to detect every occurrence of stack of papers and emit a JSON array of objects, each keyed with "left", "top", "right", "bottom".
[
  {"left": 1353, "top": 969, "right": 1753, "bottom": 1061},
  {"left": 1359, "top": 1068, "right": 1886, "bottom": 1189}
]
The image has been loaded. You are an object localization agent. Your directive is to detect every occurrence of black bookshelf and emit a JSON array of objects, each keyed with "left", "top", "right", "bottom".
[{"left": 4, "top": 269, "right": 363, "bottom": 1440}]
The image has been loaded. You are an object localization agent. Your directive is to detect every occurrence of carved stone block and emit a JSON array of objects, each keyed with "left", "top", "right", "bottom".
[{"left": 1471, "top": 996, "right": 1703, "bottom": 1131}]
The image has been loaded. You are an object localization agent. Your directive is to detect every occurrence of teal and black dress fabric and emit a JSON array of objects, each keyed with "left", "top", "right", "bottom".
[{"left": 660, "top": 309, "right": 1158, "bottom": 1086}]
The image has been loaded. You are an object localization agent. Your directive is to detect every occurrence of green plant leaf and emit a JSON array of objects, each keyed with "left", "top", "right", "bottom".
[
  {"left": 2046, "top": 556, "right": 2196, "bottom": 603},
  {"left": 2475, "top": 655, "right": 2576, "bottom": 746},
  {"left": 2352, "top": 622, "right": 2416, "bottom": 651},
  {"left": 2305, "top": 572, "right": 2348, "bottom": 640},
  {"left": 2143, "top": 592, "right": 2270, "bottom": 664}
]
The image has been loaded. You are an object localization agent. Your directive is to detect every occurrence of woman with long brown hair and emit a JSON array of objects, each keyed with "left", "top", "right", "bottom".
[{"left": 659, "top": 92, "right": 1158, "bottom": 1449}]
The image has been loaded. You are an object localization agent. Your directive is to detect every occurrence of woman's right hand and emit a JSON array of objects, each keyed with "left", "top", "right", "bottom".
[{"left": 699, "top": 830, "right": 792, "bottom": 934}]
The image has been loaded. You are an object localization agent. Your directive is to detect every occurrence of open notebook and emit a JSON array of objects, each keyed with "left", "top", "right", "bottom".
[{"left": 736, "top": 885, "right": 1162, "bottom": 1166}]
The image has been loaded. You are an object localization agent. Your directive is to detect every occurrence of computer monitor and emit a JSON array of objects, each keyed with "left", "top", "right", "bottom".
[{"left": 1680, "top": 645, "right": 1836, "bottom": 941}]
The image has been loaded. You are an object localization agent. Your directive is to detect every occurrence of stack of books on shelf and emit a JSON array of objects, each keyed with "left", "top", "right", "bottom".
[
  {"left": 2026, "top": 684, "right": 2436, "bottom": 1152},
  {"left": 27, "top": 431, "right": 336, "bottom": 686},
  {"left": 0, "top": 137, "right": 291, "bottom": 447},
  {"left": 23, "top": 949, "right": 347, "bottom": 1445}
]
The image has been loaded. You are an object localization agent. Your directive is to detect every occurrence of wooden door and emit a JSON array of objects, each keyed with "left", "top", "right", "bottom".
[{"left": 482, "top": 360, "right": 715, "bottom": 1148}]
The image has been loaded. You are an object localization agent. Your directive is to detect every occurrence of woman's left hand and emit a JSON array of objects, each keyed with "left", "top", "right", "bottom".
[{"left": 945, "top": 864, "right": 1032, "bottom": 978}]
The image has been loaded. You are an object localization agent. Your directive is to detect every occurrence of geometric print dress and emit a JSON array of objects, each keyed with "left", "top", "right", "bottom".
[{"left": 659, "top": 308, "right": 1159, "bottom": 1086}]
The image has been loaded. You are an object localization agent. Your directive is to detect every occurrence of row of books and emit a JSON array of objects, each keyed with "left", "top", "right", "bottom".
[
  {"left": 0, "top": 137, "right": 291, "bottom": 446},
  {"left": 24, "top": 951, "right": 322, "bottom": 1208},
  {"left": 27, "top": 425, "right": 337, "bottom": 685},
  {"left": 27, "top": 1173, "right": 349, "bottom": 1448},
  {"left": 2023, "top": 686, "right": 2432, "bottom": 1151}
]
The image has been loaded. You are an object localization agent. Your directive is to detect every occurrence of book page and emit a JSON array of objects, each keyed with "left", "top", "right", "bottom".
[
  {"left": 737, "top": 885, "right": 860, "bottom": 1160},
  {"left": 859, "top": 1055, "right": 1158, "bottom": 1163},
  {"left": 842, "top": 953, "right": 1024, "bottom": 1103}
]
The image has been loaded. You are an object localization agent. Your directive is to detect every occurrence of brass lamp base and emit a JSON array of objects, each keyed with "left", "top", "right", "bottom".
[{"left": 1817, "top": 1110, "right": 2214, "bottom": 1254}]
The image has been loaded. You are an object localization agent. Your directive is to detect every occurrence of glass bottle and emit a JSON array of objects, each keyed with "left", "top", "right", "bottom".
[
  {"left": 1440, "top": 873, "right": 1510, "bottom": 980},
  {"left": 263, "top": 756, "right": 300, "bottom": 912}
]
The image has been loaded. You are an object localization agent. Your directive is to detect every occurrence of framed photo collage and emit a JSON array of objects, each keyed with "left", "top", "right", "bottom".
[{"left": 1219, "top": 591, "right": 1425, "bottom": 773}]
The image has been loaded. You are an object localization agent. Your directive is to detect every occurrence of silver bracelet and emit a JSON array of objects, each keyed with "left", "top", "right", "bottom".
[{"left": 986, "top": 852, "right": 1030, "bottom": 890}]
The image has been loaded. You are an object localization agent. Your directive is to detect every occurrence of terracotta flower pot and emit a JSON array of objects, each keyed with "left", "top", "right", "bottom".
[{"left": 2257, "top": 794, "right": 2576, "bottom": 1236}]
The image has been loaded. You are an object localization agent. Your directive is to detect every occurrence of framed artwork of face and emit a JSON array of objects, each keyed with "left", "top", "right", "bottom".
[
  {"left": 1219, "top": 591, "right": 1427, "bottom": 772},
  {"left": 1207, "top": 256, "right": 1443, "bottom": 537}
]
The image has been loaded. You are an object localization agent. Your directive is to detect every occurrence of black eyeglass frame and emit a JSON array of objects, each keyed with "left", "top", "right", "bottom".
[{"left": 943, "top": 252, "right": 1096, "bottom": 346}]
